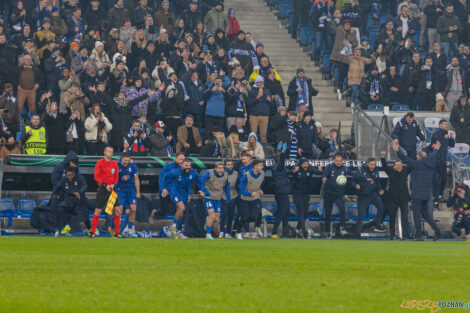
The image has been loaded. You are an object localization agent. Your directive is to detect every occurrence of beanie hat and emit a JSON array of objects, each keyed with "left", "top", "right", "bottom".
[
  {"left": 277, "top": 106, "right": 287, "bottom": 113},
  {"left": 254, "top": 76, "right": 264, "bottom": 83},
  {"left": 94, "top": 41, "right": 104, "bottom": 49},
  {"left": 296, "top": 67, "right": 305, "bottom": 74},
  {"left": 360, "top": 36, "right": 368, "bottom": 43},
  {"left": 154, "top": 121, "right": 165, "bottom": 128},
  {"left": 236, "top": 30, "right": 245, "bottom": 36}
]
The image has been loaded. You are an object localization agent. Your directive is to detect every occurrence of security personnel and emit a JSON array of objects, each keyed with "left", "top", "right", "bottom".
[
  {"left": 391, "top": 112, "right": 425, "bottom": 160},
  {"left": 380, "top": 151, "right": 411, "bottom": 240},
  {"left": 236, "top": 159, "right": 265, "bottom": 240},
  {"left": 352, "top": 158, "right": 386, "bottom": 239},
  {"left": 448, "top": 184, "right": 470, "bottom": 241},
  {"left": 220, "top": 160, "right": 238, "bottom": 239},
  {"left": 21, "top": 114, "right": 46, "bottom": 154},
  {"left": 271, "top": 151, "right": 292, "bottom": 238},
  {"left": 321, "top": 153, "right": 356, "bottom": 238},
  {"left": 291, "top": 158, "right": 322, "bottom": 238}
]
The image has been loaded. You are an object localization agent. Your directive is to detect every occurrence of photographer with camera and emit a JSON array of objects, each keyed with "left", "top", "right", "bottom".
[
  {"left": 203, "top": 73, "right": 230, "bottom": 132},
  {"left": 84, "top": 104, "right": 112, "bottom": 155},
  {"left": 124, "top": 119, "right": 151, "bottom": 156},
  {"left": 448, "top": 184, "right": 470, "bottom": 241}
]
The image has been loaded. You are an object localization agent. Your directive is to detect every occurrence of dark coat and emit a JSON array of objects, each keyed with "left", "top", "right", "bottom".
[
  {"left": 391, "top": 117, "right": 425, "bottom": 151},
  {"left": 380, "top": 157, "right": 410, "bottom": 203},
  {"left": 184, "top": 79, "right": 205, "bottom": 115},
  {"left": 43, "top": 111, "right": 69, "bottom": 153},
  {"left": 264, "top": 77, "right": 285, "bottom": 109},
  {"left": 51, "top": 151, "right": 78, "bottom": 187},
  {"left": 247, "top": 87, "right": 272, "bottom": 116},
  {"left": 225, "top": 87, "right": 246, "bottom": 118},
  {"left": 353, "top": 164, "right": 382, "bottom": 197},
  {"left": 430, "top": 128, "right": 455, "bottom": 163},
  {"left": 291, "top": 165, "right": 321, "bottom": 194},
  {"left": 272, "top": 152, "right": 292, "bottom": 194},
  {"left": 296, "top": 119, "right": 319, "bottom": 155},
  {"left": 322, "top": 164, "right": 356, "bottom": 197},
  {"left": 398, "top": 150, "right": 439, "bottom": 200},
  {"left": 286, "top": 77, "right": 318, "bottom": 113},
  {"left": 269, "top": 114, "right": 290, "bottom": 145},
  {"left": 149, "top": 130, "right": 170, "bottom": 156},
  {"left": 450, "top": 104, "right": 470, "bottom": 144}
]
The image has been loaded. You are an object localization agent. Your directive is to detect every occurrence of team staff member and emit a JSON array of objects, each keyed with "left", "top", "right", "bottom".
[
  {"left": 391, "top": 112, "right": 426, "bottom": 160},
  {"left": 448, "top": 184, "right": 470, "bottom": 241},
  {"left": 165, "top": 158, "right": 205, "bottom": 239},
  {"left": 158, "top": 153, "right": 185, "bottom": 218},
  {"left": 291, "top": 158, "right": 322, "bottom": 238},
  {"left": 271, "top": 151, "right": 292, "bottom": 239},
  {"left": 51, "top": 166, "right": 87, "bottom": 237},
  {"left": 352, "top": 158, "right": 386, "bottom": 239},
  {"left": 200, "top": 162, "right": 231, "bottom": 240},
  {"left": 220, "top": 160, "right": 238, "bottom": 239},
  {"left": 115, "top": 153, "right": 140, "bottom": 238},
  {"left": 380, "top": 151, "right": 411, "bottom": 240},
  {"left": 91, "top": 146, "right": 120, "bottom": 238},
  {"left": 236, "top": 159, "right": 265, "bottom": 240},
  {"left": 395, "top": 141, "right": 442, "bottom": 241},
  {"left": 21, "top": 114, "right": 47, "bottom": 155},
  {"left": 321, "top": 153, "right": 356, "bottom": 239}
]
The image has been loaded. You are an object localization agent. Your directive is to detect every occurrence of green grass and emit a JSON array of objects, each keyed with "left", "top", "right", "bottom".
[{"left": 0, "top": 237, "right": 469, "bottom": 313}]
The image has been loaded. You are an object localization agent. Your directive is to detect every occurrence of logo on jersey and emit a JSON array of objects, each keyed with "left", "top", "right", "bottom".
[{"left": 111, "top": 168, "right": 115, "bottom": 174}]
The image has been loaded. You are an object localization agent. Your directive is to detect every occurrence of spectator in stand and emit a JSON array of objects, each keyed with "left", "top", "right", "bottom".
[
  {"left": 312, "top": 0, "right": 334, "bottom": 66},
  {"left": 84, "top": 0, "right": 105, "bottom": 31},
  {"left": 227, "top": 8, "right": 240, "bottom": 41},
  {"left": 201, "top": 127, "right": 225, "bottom": 157},
  {"left": 63, "top": 81, "right": 89, "bottom": 120},
  {"left": 108, "top": 0, "right": 130, "bottom": 30},
  {"left": 67, "top": 7, "right": 84, "bottom": 44},
  {"left": 0, "top": 135, "right": 21, "bottom": 159},
  {"left": 429, "top": 41, "right": 447, "bottom": 74},
  {"left": 45, "top": 47, "right": 67, "bottom": 95},
  {"left": 205, "top": 1, "right": 228, "bottom": 34},
  {"left": 347, "top": 48, "right": 373, "bottom": 107},
  {"left": 176, "top": 115, "right": 202, "bottom": 154},
  {"left": 0, "top": 83, "right": 19, "bottom": 135},
  {"left": 249, "top": 56, "right": 282, "bottom": 84},
  {"left": 183, "top": 0, "right": 202, "bottom": 33},
  {"left": 330, "top": 19, "right": 358, "bottom": 93},
  {"left": 247, "top": 76, "right": 272, "bottom": 143},
  {"left": 242, "top": 132, "right": 265, "bottom": 160},
  {"left": 268, "top": 106, "right": 289, "bottom": 146},
  {"left": 381, "top": 65, "right": 403, "bottom": 106},
  {"left": 415, "top": 56, "right": 441, "bottom": 111},
  {"left": 124, "top": 119, "right": 150, "bottom": 156},
  {"left": 184, "top": 70, "right": 205, "bottom": 127},
  {"left": 445, "top": 57, "right": 467, "bottom": 110},
  {"left": 155, "top": 1, "right": 175, "bottom": 34},
  {"left": 65, "top": 104, "right": 85, "bottom": 154},
  {"left": 226, "top": 78, "right": 247, "bottom": 129},
  {"left": 424, "top": 0, "right": 444, "bottom": 53},
  {"left": 374, "top": 19, "right": 400, "bottom": 65},
  {"left": 287, "top": 68, "right": 319, "bottom": 113},
  {"left": 228, "top": 30, "right": 258, "bottom": 74},
  {"left": 120, "top": 76, "right": 163, "bottom": 118},
  {"left": 21, "top": 114, "right": 46, "bottom": 155},
  {"left": 402, "top": 52, "right": 421, "bottom": 109},
  {"left": 84, "top": 104, "right": 112, "bottom": 155},
  {"left": 436, "top": 4, "right": 461, "bottom": 59},
  {"left": 9, "top": 1, "right": 27, "bottom": 36},
  {"left": 228, "top": 117, "right": 249, "bottom": 142},
  {"left": 134, "top": 0, "right": 153, "bottom": 28},
  {"left": 223, "top": 132, "right": 241, "bottom": 158},
  {"left": 203, "top": 75, "right": 230, "bottom": 132},
  {"left": 161, "top": 81, "right": 184, "bottom": 139},
  {"left": 450, "top": 95, "right": 470, "bottom": 144},
  {"left": 43, "top": 100, "right": 68, "bottom": 155},
  {"left": 393, "top": 5, "right": 416, "bottom": 41},
  {"left": 149, "top": 120, "right": 172, "bottom": 157},
  {"left": 296, "top": 110, "right": 319, "bottom": 159},
  {"left": 392, "top": 112, "right": 426, "bottom": 160},
  {"left": 15, "top": 54, "right": 43, "bottom": 119},
  {"left": 359, "top": 65, "right": 383, "bottom": 109},
  {"left": 264, "top": 70, "right": 285, "bottom": 111},
  {"left": 435, "top": 92, "right": 449, "bottom": 112},
  {"left": 58, "top": 68, "right": 80, "bottom": 113},
  {"left": 341, "top": 0, "right": 361, "bottom": 43}
]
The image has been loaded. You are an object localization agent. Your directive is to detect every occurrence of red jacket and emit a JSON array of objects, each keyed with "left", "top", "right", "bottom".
[
  {"left": 227, "top": 17, "right": 240, "bottom": 40},
  {"left": 94, "top": 158, "right": 119, "bottom": 186}
]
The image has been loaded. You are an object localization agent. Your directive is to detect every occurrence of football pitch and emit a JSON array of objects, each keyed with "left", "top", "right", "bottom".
[{"left": 1, "top": 237, "right": 468, "bottom": 313}]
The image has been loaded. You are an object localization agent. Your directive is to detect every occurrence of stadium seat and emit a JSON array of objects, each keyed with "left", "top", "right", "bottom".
[
  {"left": 299, "top": 26, "right": 315, "bottom": 46},
  {"left": 287, "top": 10, "right": 295, "bottom": 33},
  {"left": 367, "top": 104, "right": 384, "bottom": 111},
  {"left": 424, "top": 117, "right": 441, "bottom": 142},
  {"left": 40, "top": 199, "right": 49, "bottom": 206},
  {"left": 278, "top": 0, "right": 293, "bottom": 19},
  {"left": 451, "top": 143, "right": 470, "bottom": 168},
  {"left": 18, "top": 199, "right": 36, "bottom": 218},
  {"left": 391, "top": 104, "right": 410, "bottom": 111},
  {"left": 347, "top": 204, "right": 368, "bottom": 221},
  {"left": 0, "top": 199, "right": 16, "bottom": 227}
]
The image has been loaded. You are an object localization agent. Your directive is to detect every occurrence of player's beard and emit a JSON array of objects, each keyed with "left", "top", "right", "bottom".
[{"left": 183, "top": 168, "right": 191, "bottom": 174}]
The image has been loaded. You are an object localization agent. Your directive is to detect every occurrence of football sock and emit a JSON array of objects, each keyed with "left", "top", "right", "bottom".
[
  {"left": 91, "top": 214, "right": 100, "bottom": 234},
  {"left": 206, "top": 225, "right": 212, "bottom": 235},
  {"left": 114, "top": 215, "right": 121, "bottom": 234},
  {"left": 128, "top": 222, "right": 134, "bottom": 231},
  {"left": 119, "top": 214, "right": 129, "bottom": 232}
]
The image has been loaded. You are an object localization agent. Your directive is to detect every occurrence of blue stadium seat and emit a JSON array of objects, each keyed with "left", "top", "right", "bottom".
[
  {"left": 299, "top": 26, "right": 315, "bottom": 45},
  {"left": 368, "top": 26, "right": 380, "bottom": 47},
  {"left": 264, "top": 202, "right": 278, "bottom": 216},
  {"left": 347, "top": 204, "right": 368, "bottom": 221},
  {"left": 40, "top": 199, "right": 49, "bottom": 206},
  {"left": 391, "top": 104, "right": 410, "bottom": 111},
  {"left": 267, "top": 0, "right": 279, "bottom": 6},
  {"left": 368, "top": 104, "right": 384, "bottom": 111},
  {"left": 0, "top": 199, "right": 16, "bottom": 227},
  {"left": 278, "top": 0, "right": 293, "bottom": 19},
  {"left": 288, "top": 10, "right": 295, "bottom": 33},
  {"left": 18, "top": 199, "right": 36, "bottom": 218}
]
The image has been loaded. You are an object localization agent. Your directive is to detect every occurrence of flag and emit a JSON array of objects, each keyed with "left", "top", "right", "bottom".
[{"left": 105, "top": 190, "right": 118, "bottom": 215}]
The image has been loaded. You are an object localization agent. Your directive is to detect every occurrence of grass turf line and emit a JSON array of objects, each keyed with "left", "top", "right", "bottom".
[{"left": 0, "top": 237, "right": 468, "bottom": 313}]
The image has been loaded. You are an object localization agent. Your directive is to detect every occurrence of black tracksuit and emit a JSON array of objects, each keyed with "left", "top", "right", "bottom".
[
  {"left": 271, "top": 152, "right": 292, "bottom": 236},
  {"left": 380, "top": 157, "right": 411, "bottom": 239},
  {"left": 291, "top": 164, "right": 321, "bottom": 235},
  {"left": 321, "top": 163, "right": 356, "bottom": 233},
  {"left": 352, "top": 164, "right": 385, "bottom": 235}
]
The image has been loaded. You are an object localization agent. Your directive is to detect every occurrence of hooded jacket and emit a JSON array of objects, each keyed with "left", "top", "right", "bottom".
[
  {"left": 437, "top": 10, "right": 461, "bottom": 43},
  {"left": 51, "top": 151, "right": 79, "bottom": 186}
]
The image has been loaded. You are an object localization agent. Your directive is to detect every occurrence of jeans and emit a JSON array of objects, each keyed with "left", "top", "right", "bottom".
[
  {"left": 314, "top": 30, "right": 330, "bottom": 62},
  {"left": 441, "top": 41, "right": 456, "bottom": 60},
  {"left": 350, "top": 84, "right": 360, "bottom": 103}
]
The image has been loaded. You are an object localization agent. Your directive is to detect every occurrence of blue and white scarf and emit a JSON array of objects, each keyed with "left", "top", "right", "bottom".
[
  {"left": 205, "top": 61, "right": 218, "bottom": 77},
  {"left": 236, "top": 93, "right": 245, "bottom": 112},
  {"left": 296, "top": 77, "right": 309, "bottom": 107},
  {"left": 287, "top": 118, "right": 297, "bottom": 160},
  {"left": 369, "top": 78, "right": 380, "bottom": 96},
  {"left": 317, "top": 2, "right": 332, "bottom": 28},
  {"left": 227, "top": 48, "right": 259, "bottom": 68},
  {"left": 69, "top": 17, "right": 84, "bottom": 43}
]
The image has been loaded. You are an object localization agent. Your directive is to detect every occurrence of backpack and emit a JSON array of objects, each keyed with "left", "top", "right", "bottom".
[
  {"left": 182, "top": 198, "right": 206, "bottom": 238},
  {"left": 30, "top": 202, "right": 56, "bottom": 233}
]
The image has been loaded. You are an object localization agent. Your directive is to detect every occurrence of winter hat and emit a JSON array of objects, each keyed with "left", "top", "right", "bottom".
[
  {"left": 436, "top": 93, "right": 445, "bottom": 101},
  {"left": 228, "top": 8, "right": 235, "bottom": 16},
  {"left": 70, "top": 41, "right": 80, "bottom": 49},
  {"left": 159, "top": 28, "right": 167, "bottom": 34},
  {"left": 343, "top": 19, "right": 351, "bottom": 26},
  {"left": 190, "top": 0, "right": 198, "bottom": 4},
  {"left": 134, "top": 75, "right": 143, "bottom": 82},
  {"left": 94, "top": 41, "right": 104, "bottom": 49},
  {"left": 51, "top": 6, "right": 60, "bottom": 13},
  {"left": 277, "top": 106, "right": 287, "bottom": 113},
  {"left": 299, "top": 157, "right": 309, "bottom": 166},
  {"left": 159, "top": 56, "right": 167, "bottom": 63},
  {"left": 248, "top": 132, "right": 258, "bottom": 140},
  {"left": 165, "top": 85, "right": 177, "bottom": 97},
  {"left": 154, "top": 121, "right": 165, "bottom": 128},
  {"left": 256, "top": 42, "right": 264, "bottom": 49},
  {"left": 206, "top": 33, "right": 214, "bottom": 40},
  {"left": 115, "top": 59, "right": 124, "bottom": 66},
  {"left": 167, "top": 72, "right": 177, "bottom": 79},
  {"left": 236, "top": 30, "right": 245, "bottom": 36},
  {"left": 360, "top": 36, "right": 368, "bottom": 43},
  {"left": 303, "top": 110, "right": 312, "bottom": 117},
  {"left": 296, "top": 67, "right": 305, "bottom": 74},
  {"left": 254, "top": 76, "right": 264, "bottom": 83},
  {"left": 370, "top": 65, "right": 379, "bottom": 72},
  {"left": 162, "top": 0, "right": 169, "bottom": 5}
]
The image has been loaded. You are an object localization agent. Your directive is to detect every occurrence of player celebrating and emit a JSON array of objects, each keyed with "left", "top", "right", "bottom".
[
  {"left": 157, "top": 153, "right": 185, "bottom": 218},
  {"left": 236, "top": 159, "right": 265, "bottom": 240},
  {"left": 200, "top": 162, "right": 231, "bottom": 240},
  {"left": 91, "top": 146, "right": 120, "bottom": 238},
  {"left": 115, "top": 153, "right": 140, "bottom": 238},
  {"left": 220, "top": 160, "right": 238, "bottom": 239},
  {"left": 321, "top": 153, "right": 356, "bottom": 239},
  {"left": 165, "top": 158, "right": 205, "bottom": 239}
]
